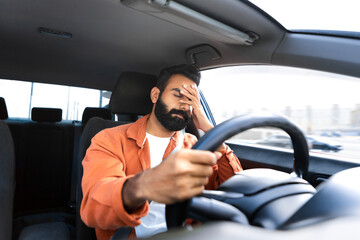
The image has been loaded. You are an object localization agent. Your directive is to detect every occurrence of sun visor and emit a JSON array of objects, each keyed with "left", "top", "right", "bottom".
[{"left": 121, "top": 0, "right": 258, "bottom": 45}]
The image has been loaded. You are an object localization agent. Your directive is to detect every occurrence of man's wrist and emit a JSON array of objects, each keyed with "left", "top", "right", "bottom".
[{"left": 201, "top": 122, "right": 214, "bottom": 133}]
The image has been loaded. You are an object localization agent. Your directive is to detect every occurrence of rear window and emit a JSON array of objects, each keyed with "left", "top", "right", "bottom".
[{"left": 0, "top": 79, "right": 110, "bottom": 120}]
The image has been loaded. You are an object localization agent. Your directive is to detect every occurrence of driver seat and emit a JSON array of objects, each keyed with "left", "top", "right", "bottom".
[{"left": 76, "top": 72, "right": 157, "bottom": 239}]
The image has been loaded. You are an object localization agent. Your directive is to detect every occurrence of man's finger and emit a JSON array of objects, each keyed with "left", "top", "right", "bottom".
[
  {"left": 185, "top": 84, "right": 200, "bottom": 98},
  {"left": 180, "top": 89, "right": 194, "bottom": 101},
  {"left": 189, "top": 176, "right": 209, "bottom": 187},
  {"left": 182, "top": 149, "right": 219, "bottom": 165},
  {"left": 187, "top": 185, "right": 205, "bottom": 198},
  {"left": 187, "top": 164, "right": 213, "bottom": 177}
]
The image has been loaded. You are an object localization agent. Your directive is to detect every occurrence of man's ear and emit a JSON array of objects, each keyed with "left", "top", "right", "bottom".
[{"left": 150, "top": 87, "right": 160, "bottom": 104}]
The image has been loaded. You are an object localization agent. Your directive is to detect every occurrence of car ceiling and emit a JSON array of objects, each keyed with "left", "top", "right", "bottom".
[
  {"left": 0, "top": 0, "right": 285, "bottom": 90},
  {"left": 0, "top": 0, "right": 359, "bottom": 92}
]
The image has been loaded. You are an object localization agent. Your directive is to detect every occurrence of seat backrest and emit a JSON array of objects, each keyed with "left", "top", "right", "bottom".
[
  {"left": 0, "top": 120, "right": 15, "bottom": 240},
  {"left": 76, "top": 72, "right": 157, "bottom": 240},
  {"left": 81, "top": 107, "right": 112, "bottom": 128},
  {"left": 11, "top": 107, "right": 75, "bottom": 217},
  {"left": 76, "top": 118, "right": 128, "bottom": 240}
]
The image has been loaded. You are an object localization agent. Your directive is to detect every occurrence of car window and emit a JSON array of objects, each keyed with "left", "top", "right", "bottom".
[
  {"left": 0, "top": 79, "right": 110, "bottom": 120},
  {"left": 200, "top": 65, "right": 360, "bottom": 160},
  {"left": 249, "top": 0, "right": 360, "bottom": 33}
]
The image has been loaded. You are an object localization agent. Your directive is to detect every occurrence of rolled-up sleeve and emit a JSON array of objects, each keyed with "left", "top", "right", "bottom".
[{"left": 205, "top": 145, "right": 243, "bottom": 190}]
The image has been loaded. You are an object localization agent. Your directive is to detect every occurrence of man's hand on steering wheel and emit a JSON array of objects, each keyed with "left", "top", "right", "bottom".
[{"left": 122, "top": 149, "right": 221, "bottom": 212}]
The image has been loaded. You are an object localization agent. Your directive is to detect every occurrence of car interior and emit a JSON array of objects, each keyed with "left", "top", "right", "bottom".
[{"left": 1, "top": 0, "right": 360, "bottom": 240}]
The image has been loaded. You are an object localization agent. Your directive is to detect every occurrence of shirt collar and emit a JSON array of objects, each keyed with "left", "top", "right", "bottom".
[{"left": 126, "top": 114, "right": 150, "bottom": 148}]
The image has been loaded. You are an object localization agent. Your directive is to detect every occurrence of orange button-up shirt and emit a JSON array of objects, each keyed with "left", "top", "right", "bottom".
[{"left": 81, "top": 115, "right": 242, "bottom": 240}]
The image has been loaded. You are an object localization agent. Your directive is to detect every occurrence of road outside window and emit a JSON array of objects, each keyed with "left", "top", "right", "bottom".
[{"left": 200, "top": 66, "right": 360, "bottom": 161}]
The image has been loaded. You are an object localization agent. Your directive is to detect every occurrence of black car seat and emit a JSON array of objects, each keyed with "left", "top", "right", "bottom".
[
  {"left": 76, "top": 72, "right": 157, "bottom": 240},
  {"left": 15, "top": 110, "right": 111, "bottom": 240},
  {"left": 0, "top": 119, "right": 15, "bottom": 240},
  {"left": 14, "top": 108, "right": 75, "bottom": 240},
  {"left": 81, "top": 107, "right": 112, "bottom": 129},
  {"left": 68, "top": 107, "right": 113, "bottom": 209}
]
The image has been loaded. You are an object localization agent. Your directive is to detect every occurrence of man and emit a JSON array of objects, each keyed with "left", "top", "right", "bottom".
[{"left": 81, "top": 64, "right": 242, "bottom": 239}]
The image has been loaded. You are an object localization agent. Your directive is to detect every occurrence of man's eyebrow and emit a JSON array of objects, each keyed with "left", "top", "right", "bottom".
[{"left": 170, "top": 88, "right": 181, "bottom": 93}]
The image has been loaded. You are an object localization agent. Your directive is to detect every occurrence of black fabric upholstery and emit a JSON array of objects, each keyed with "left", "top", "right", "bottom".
[
  {"left": 0, "top": 97, "right": 8, "bottom": 120},
  {"left": 18, "top": 222, "right": 74, "bottom": 240},
  {"left": 109, "top": 72, "right": 157, "bottom": 115},
  {"left": 10, "top": 121, "right": 74, "bottom": 217},
  {"left": 8, "top": 118, "right": 76, "bottom": 240},
  {"left": 76, "top": 118, "right": 128, "bottom": 240},
  {"left": 0, "top": 120, "right": 15, "bottom": 240},
  {"left": 81, "top": 107, "right": 112, "bottom": 127},
  {"left": 13, "top": 212, "right": 75, "bottom": 240},
  {"left": 31, "top": 107, "right": 62, "bottom": 122}
]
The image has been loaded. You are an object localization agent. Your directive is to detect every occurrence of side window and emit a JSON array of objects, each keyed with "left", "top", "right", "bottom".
[
  {"left": 0, "top": 79, "right": 110, "bottom": 120},
  {"left": 0, "top": 79, "right": 32, "bottom": 118},
  {"left": 200, "top": 66, "right": 360, "bottom": 160}
]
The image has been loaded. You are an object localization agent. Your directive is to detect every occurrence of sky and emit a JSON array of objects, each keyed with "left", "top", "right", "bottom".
[
  {"left": 250, "top": 0, "right": 360, "bottom": 32},
  {"left": 200, "top": 66, "right": 360, "bottom": 118}
]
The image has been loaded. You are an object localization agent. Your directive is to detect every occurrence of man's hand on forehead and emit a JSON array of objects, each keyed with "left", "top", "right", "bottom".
[
  {"left": 179, "top": 84, "right": 199, "bottom": 101},
  {"left": 177, "top": 84, "right": 213, "bottom": 133}
]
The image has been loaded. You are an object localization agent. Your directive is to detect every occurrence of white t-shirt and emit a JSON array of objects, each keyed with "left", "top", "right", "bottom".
[
  {"left": 146, "top": 132, "right": 171, "bottom": 168},
  {"left": 135, "top": 133, "right": 171, "bottom": 238}
]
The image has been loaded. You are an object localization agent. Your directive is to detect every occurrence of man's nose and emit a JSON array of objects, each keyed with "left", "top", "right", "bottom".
[{"left": 180, "top": 101, "right": 190, "bottom": 111}]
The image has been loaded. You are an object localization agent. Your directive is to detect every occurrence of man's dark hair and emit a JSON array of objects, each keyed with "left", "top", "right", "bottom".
[{"left": 156, "top": 64, "right": 201, "bottom": 92}]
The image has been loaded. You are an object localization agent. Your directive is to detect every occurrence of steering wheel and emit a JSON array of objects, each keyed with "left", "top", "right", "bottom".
[{"left": 166, "top": 111, "right": 310, "bottom": 229}]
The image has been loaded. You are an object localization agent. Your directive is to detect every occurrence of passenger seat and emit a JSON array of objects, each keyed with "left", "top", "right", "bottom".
[
  {"left": 11, "top": 107, "right": 75, "bottom": 240},
  {"left": 0, "top": 106, "right": 15, "bottom": 239}
]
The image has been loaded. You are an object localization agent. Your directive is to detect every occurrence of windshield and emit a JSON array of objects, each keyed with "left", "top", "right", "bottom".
[
  {"left": 249, "top": 0, "right": 360, "bottom": 33},
  {"left": 200, "top": 65, "right": 360, "bottom": 162}
]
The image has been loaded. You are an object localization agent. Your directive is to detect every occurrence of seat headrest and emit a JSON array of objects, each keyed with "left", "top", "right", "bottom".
[
  {"left": 0, "top": 97, "right": 8, "bottom": 120},
  {"left": 82, "top": 107, "right": 112, "bottom": 126},
  {"left": 31, "top": 107, "right": 62, "bottom": 122},
  {"left": 109, "top": 72, "right": 157, "bottom": 115}
]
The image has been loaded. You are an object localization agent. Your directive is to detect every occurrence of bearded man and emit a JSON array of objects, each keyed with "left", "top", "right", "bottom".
[{"left": 80, "top": 64, "right": 242, "bottom": 240}]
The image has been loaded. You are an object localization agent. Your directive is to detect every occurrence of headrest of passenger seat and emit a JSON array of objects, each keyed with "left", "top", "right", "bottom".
[
  {"left": 82, "top": 107, "right": 112, "bottom": 126},
  {"left": 0, "top": 97, "right": 8, "bottom": 120},
  {"left": 109, "top": 72, "right": 157, "bottom": 115},
  {"left": 31, "top": 107, "right": 62, "bottom": 122}
]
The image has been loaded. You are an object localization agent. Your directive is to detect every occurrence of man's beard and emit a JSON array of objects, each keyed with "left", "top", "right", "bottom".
[{"left": 154, "top": 97, "right": 190, "bottom": 131}]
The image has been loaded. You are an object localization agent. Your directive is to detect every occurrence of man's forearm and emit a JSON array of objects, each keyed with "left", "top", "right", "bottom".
[{"left": 122, "top": 172, "right": 147, "bottom": 213}]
